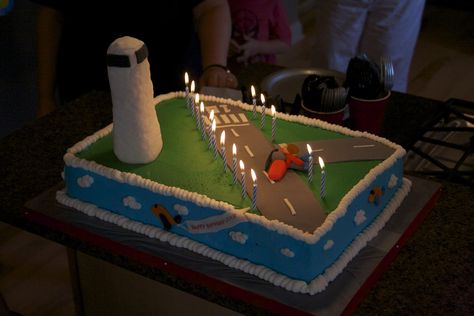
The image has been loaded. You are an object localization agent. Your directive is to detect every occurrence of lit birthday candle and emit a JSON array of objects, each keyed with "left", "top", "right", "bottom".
[
  {"left": 271, "top": 105, "right": 276, "bottom": 143},
  {"left": 251, "top": 168, "right": 257, "bottom": 210},
  {"left": 307, "top": 144, "right": 313, "bottom": 183},
  {"left": 207, "top": 110, "right": 215, "bottom": 149},
  {"left": 260, "top": 93, "right": 266, "bottom": 129},
  {"left": 220, "top": 130, "right": 227, "bottom": 173},
  {"left": 251, "top": 85, "right": 257, "bottom": 119},
  {"left": 189, "top": 80, "right": 195, "bottom": 117},
  {"left": 239, "top": 160, "right": 246, "bottom": 200},
  {"left": 211, "top": 119, "right": 218, "bottom": 159},
  {"left": 191, "top": 86, "right": 197, "bottom": 117},
  {"left": 184, "top": 72, "right": 190, "bottom": 107},
  {"left": 232, "top": 143, "right": 237, "bottom": 184},
  {"left": 198, "top": 101, "right": 206, "bottom": 139},
  {"left": 319, "top": 156, "right": 326, "bottom": 199}
]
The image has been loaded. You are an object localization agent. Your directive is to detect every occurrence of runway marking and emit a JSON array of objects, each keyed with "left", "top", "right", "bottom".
[
  {"left": 220, "top": 114, "right": 231, "bottom": 124},
  {"left": 230, "top": 128, "right": 239, "bottom": 137},
  {"left": 238, "top": 113, "right": 249, "bottom": 123},
  {"left": 262, "top": 170, "right": 275, "bottom": 184},
  {"left": 244, "top": 145, "right": 254, "bottom": 158},
  {"left": 353, "top": 144, "right": 375, "bottom": 148},
  {"left": 311, "top": 148, "right": 324, "bottom": 153},
  {"left": 215, "top": 123, "right": 250, "bottom": 129},
  {"left": 284, "top": 198, "right": 296, "bottom": 216},
  {"left": 229, "top": 114, "right": 240, "bottom": 123}
]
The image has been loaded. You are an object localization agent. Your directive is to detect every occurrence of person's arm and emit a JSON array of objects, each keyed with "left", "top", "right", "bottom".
[
  {"left": 193, "top": 0, "right": 237, "bottom": 88},
  {"left": 36, "top": 5, "right": 62, "bottom": 117}
]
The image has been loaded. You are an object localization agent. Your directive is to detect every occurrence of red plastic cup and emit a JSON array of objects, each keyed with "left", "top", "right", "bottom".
[
  {"left": 348, "top": 91, "right": 391, "bottom": 135},
  {"left": 301, "top": 103, "right": 346, "bottom": 126}
]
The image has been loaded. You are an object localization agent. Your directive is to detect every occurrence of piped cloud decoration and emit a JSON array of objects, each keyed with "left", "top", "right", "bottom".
[
  {"left": 123, "top": 196, "right": 141, "bottom": 210},
  {"left": 77, "top": 175, "right": 94, "bottom": 188},
  {"left": 388, "top": 174, "right": 398, "bottom": 189},
  {"left": 229, "top": 231, "right": 248, "bottom": 244},
  {"left": 354, "top": 210, "right": 367, "bottom": 226},
  {"left": 174, "top": 204, "right": 189, "bottom": 216},
  {"left": 324, "top": 240, "right": 334, "bottom": 251},
  {"left": 280, "top": 248, "right": 295, "bottom": 258}
]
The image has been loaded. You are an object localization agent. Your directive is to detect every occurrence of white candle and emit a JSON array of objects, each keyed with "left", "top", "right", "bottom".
[
  {"left": 260, "top": 93, "right": 266, "bottom": 129},
  {"left": 239, "top": 160, "right": 246, "bottom": 200},
  {"left": 307, "top": 144, "right": 313, "bottom": 183},
  {"left": 232, "top": 143, "right": 237, "bottom": 184},
  {"left": 271, "top": 105, "right": 276, "bottom": 143},
  {"left": 251, "top": 168, "right": 257, "bottom": 210},
  {"left": 220, "top": 130, "right": 227, "bottom": 173},
  {"left": 319, "top": 156, "right": 326, "bottom": 199},
  {"left": 251, "top": 85, "right": 257, "bottom": 119}
]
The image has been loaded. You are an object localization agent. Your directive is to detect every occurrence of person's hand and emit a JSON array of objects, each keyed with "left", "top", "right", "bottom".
[
  {"left": 199, "top": 65, "right": 238, "bottom": 89},
  {"left": 236, "top": 35, "right": 262, "bottom": 64}
]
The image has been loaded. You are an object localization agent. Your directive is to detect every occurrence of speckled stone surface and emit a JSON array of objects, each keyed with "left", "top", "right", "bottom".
[{"left": 1, "top": 66, "right": 472, "bottom": 315}]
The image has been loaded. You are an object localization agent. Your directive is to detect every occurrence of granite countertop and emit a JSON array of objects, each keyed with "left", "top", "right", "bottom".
[{"left": 0, "top": 65, "right": 472, "bottom": 315}]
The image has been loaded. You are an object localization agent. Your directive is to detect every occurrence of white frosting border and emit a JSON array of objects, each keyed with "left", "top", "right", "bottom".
[
  {"left": 57, "top": 178, "right": 411, "bottom": 295},
  {"left": 63, "top": 91, "right": 406, "bottom": 244}
]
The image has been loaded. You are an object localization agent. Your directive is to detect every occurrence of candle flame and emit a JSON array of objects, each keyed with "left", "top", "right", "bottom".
[
  {"left": 260, "top": 93, "right": 265, "bottom": 105},
  {"left": 212, "top": 119, "right": 216, "bottom": 132},
  {"left": 307, "top": 144, "right": 312, "bottom": 155},
  {"left": 184, "top": 72, "right": 189, "bottom": 85},
  {"left": 239, "top": 160, "right": 245, "bottom": 171},
  {"left": 271, "top": 105, "right": 276, "bottom": 116},
  {"left": 191, "top": 80, "right": 195, "bottom": 93},
  {"left": 220, "top": 130, "right": 226, "bottom": 145},
  {"left": 232, "top": 143, "right": 237, "bottom": 156},
  {"left": 251, "top": 85, "right": 256, "bottom": 97},
  {"left": 209, "top": 109, "right": 214, "bottom": 121},
  {"left": 200, "top": 101, "right": 204, "bottom": 113},
  {"left": 318, "top": 156, "right": 325, "bottom": 169},
  {"left": 251, "top": 168, "right": 257, "bottom": 182}
]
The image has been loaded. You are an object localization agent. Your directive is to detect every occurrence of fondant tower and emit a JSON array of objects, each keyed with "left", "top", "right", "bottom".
[{"left": 107, "top": 36, "right": 162, "bottom": 164}]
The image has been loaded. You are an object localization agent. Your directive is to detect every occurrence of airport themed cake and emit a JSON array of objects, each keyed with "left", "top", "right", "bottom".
[{"left": 57, "top": 37, "right": 411, "bottom": 294}]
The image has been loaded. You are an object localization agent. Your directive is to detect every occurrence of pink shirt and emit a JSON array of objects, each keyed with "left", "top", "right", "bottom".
[{"left": 228, "top": 0, "right": 291, "bottom": 64}]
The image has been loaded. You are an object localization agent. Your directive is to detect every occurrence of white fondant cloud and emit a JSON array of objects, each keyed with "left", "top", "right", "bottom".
[
  {"left": 174, "top": 204, "right": 189, "bottom": 216},
  {"left": 388, "top": 174, "right": 398, "bottom": 188},
  {"left": 229, "top": 231, "right": 248, "bottom": 244},
  {"left": 77, "top": 175, "right": 94, "bottom": 188},
  {"left": 324, "top": 240, "right": 334, "bottom": 251},
  {"left": 354, "top": 210, "right": 367, "bottom": 225},
  {"left": 280, "top": 248, "right": 295, "bottom": 258},
  {"left": 123, "top": 196, "right": 141, "bottom": 210}
]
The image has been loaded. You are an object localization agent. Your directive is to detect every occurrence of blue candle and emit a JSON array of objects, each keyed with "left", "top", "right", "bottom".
[
  {"left": 232, "top": 144, "right": 238, "bottom": 185},
  {"left": 239, "top": 160, "right": 246, "bottom": 200},
  {"left": 260, "top": 93, "right": 266, "bottom": 130},
  {"left": 319, "top": 157, "right": 326, "bottom": 199},
  {"left": 251, "top": 168, "right": 257, "bottom": 210},
  {"left": 220, "top": 130, "right": 227, "bottom": 173},
  {"left": 307, "top": 144, "right": 313, "bottom": 183},
  {"left": 211, "top": 120, "right": 218, "bottom": 160}
]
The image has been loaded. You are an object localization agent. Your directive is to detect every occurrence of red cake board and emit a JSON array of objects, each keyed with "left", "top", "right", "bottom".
[{"left": 21, "top": 176, "right": 442, "bottom": 315}]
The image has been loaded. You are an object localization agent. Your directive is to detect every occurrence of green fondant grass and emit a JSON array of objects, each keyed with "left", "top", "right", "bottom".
[
  {"left": 298, "top": 160, "right": 380, "bottom": 214},
  {"left": 77, "top": 98, "right": 382, "bottom": 216}
]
